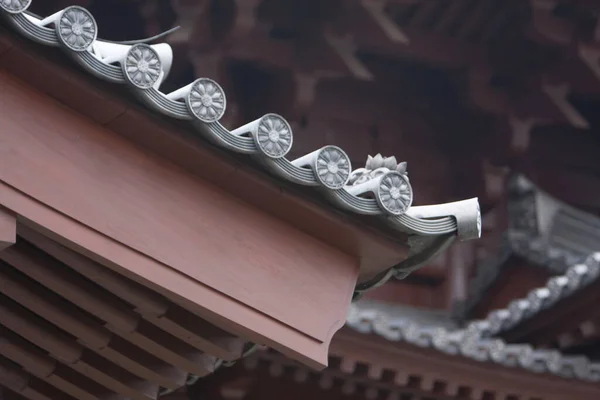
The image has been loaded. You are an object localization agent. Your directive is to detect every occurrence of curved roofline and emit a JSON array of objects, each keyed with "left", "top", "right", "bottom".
[
  {"left": 348, "top": 293, "right": 600, "bottom": 382},
  {"left": 459, "top": 175, "right": 600, "bottom": 318},
  {"left": 0, "top": 2, "right": 480, "bottom": 294}
]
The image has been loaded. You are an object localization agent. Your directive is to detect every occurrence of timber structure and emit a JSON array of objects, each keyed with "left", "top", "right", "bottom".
[
  {"left": 2, "top": 0, "right": 600, "bottom": 400},
  {"left": 0, "top": 0, "right": 483, "bottom": 399}
]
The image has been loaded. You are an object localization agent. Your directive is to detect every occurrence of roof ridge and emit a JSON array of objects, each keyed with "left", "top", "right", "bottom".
[
  {"left": 465, "top": 251, "right": 600, "bottom": 347},
  {"left": 0, "top": 4, "right": 480, "bottom": 297},
  {"left": 348, "top": 296, "right": 600, "bottom": 382},
  {"left": 458, "top": 174, "right": 600, "bottom": 319}
]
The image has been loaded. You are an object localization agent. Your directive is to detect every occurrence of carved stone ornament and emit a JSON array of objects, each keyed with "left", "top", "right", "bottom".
[
  {"left": 0, "top": 0, "right": 30, "bottom": 13},
  {"left": 186, "top": 78, "right": 226, "bottom": 123},
  {"left": 56, "top": 6, "right": 97, "bottom": 52},
  {"left": 376, "top": 171, "right": 412, "bottom": 215},
  {"left": 348, "top": 153, "right": 408, "bottom": 186},
  {"left": 315, "top": 146, "right": 351, "bottom": 189},
  {"left": 123, "top": 44, "right": 162, "bottom": 89},
  {"left": 255, "top": 114, "right": 293, "bottom": 159}
]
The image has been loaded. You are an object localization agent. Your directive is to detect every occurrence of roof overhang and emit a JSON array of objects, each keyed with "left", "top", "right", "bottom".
[{"left": 0, "top": 2, "right": 481, "bottom": 397}]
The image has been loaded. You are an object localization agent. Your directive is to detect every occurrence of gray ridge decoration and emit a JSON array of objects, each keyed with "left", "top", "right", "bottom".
[
  {"left": 0, "top": 1, "right": 481, "bottom": 281},
  {"left": 123, "top": 43, "right": 162, "bottom": 89},
  {"left": 55, "top": 6, "right": 97, "bottom": 52},
  {"left": 466, "top": 252, "right": 600, "bottom": 340},
  {"left": 346, "top": 154, "right": 414, "bottom": 216},
  {"left": 377, "top": 172, "right": 412, "bottom": 215},
  {"left": 187, "top": 78, "right": 226, "bottom": 123},
  {"left": 253, "top": 114, "right": 293, "bottom": 158},
  {"left": 347, "top": 299, "right": 600, "bottom": 382},
  {"left": 348, "top": 153, "right": 408, "bottom": 186},
  {"left": 291, "top": 146, "right": 351, "bottom": 190},
  {"left": 458, "top": 175, "right": 600, "bottom": 320},
  {"left": 314, "top": 146, "right": 351, "bottom": 189},
  {"left": 0, "top": 0, "right": 30, "bottom": 14}
]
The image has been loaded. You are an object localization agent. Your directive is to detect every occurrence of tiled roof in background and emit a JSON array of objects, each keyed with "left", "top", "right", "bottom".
[
  {"left": 458, "top": 175, "right": 600, "bottom": 319},
  {"left": 348, "top": 259, "right": 600, "bottom": 383}
]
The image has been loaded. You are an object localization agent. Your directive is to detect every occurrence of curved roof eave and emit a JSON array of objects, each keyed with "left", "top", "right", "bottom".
[{"left": 0, "top": 2, "right": 481, "bottom": 294}]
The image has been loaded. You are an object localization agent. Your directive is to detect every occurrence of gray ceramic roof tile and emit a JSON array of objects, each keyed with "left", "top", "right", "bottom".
[
  {"left": 347, "top": 298, "right": 600, "bottom": 382},
  {"left": 0, "top": 2, "right": 481, "bottom": 293},
  {"left": 459, "top": 175, "right": 600, "bottom": 318},
  {"left": 466, "top": 251, "right": 600, "bottom": 338}
]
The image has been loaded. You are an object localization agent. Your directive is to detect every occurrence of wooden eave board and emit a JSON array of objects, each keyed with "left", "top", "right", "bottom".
[
  {"left": 0, "top": 65, "right": 367, "bottom": 369},
  {"left": 0, "top": 27, "right": 410, "bottom": 283}
]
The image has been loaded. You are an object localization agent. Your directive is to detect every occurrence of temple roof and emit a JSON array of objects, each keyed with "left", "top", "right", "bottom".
[
  {"left": 0, "top": 2, "right": 480, "bottom": 293},
  {"left": 466, "top": 251, "right": 600, "bottom": 343},
  {"left": 347, "top": 291, "right": 600, "bottom": 382},
  {"left": 460, "top": 175, "right": 600, "bottom": 317}
]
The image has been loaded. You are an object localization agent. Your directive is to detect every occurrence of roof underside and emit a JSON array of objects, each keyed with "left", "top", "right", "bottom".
[
  {"left": 0, "top": 228, "right": 249, "bottom": 400},
  {"left": 0, "top": 1, "right": 486, "bottom": 398}
]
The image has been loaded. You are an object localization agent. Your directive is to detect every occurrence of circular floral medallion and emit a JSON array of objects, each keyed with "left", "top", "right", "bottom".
[
  {"left": 254, "top": 114, "right": 293, "bottom": 159},
  {"left": 123, "top": 44, "right": 162, "bottom": 89},
  {"left": 186, "top": 78, "right": 226, "bottom": 122},
  {"left": 376, "top": 171, "right": 413, "bottom": 215},
  {"left": 315, "top": 146, "right": 351, "bottom": 189},
  {"left": 0, "top": 0, "right": 31, "bottom": 13},
  {"left": 56, "top": 6, "right": 97, "bottom": 52}
]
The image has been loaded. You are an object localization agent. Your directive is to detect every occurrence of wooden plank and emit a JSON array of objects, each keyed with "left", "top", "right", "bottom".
[
  {"left": 0, "top": 178, "right": 335, "bottom": 369},
  {"left": 0, "top": 206, "right": 16, "bottom": 251},
  {"left": 1, "top": 298, "right": 159, "bottom": 400},
  {"left": 0, "top": 70, "right": 360, "bottom": 369},
  {"left": 0, "top": 39, "right": 409, "bottom": 283},
  {"left": 0, "top": 327, "right": 121, "bottom": 400},
  {"left": 19, "top": 226, "right": 245, "bottom": 362},
  {"left": 0, "top": 255, "right": 217, "bottom": 378}
]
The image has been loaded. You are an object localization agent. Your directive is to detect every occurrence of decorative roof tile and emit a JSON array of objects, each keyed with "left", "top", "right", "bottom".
[
  {"left": 458, "top": 175, "right": 600, "bottom": 318},
  {"left": 466, "top": 251, "right": 600, "bottom": 339},
  {"left": 347, "top": 299, "right": 600, "bottom": 382},
  {"left": 0, "top": 4, "right": 480, "bottom": 293}
]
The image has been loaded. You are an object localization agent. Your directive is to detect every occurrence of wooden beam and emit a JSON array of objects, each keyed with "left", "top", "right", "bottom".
[
  {"left": 0, "top": 257, "right": 215, "bottom": 379},
  {"left": 324, "top": 34, "right": 374, "bottom": 80},
  {"left": 0, "top": 35, "right": 408, "bottom": 279},
  {"left": 362, "top": 280, "right": 445, "bottom": 309},
  {"left": 542, "top": 83, "right": 590, "bottom": 128},
  {"left": 348, "top": 18, "right": 485, "bottom": 68},
  {"left": 18, "top": 225, "right": 246, "bottom": 362},
  {"left": 0, "top": 207, "right": 16, "bottom": 252},
  {"left": 0, "top": 64, "right": 377, "bottom": 369},
  {"left": 332, "top": 328, "right": 600, "bottom": 400},
  {"left": 361, "top": 0, "right": 410, "bottom": 44}
]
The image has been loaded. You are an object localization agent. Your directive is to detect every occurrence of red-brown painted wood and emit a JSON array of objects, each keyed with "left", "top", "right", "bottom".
[
  {"left": 0, "top": 70, "right": 369, "bottom": 369},
  {"left": 18, "top": 226, "right": 245, "bottom": 362},
  {"left": 0, "top": 38, "right": 410, "bottom": 283},
  {"left": 0, "top": 206, "right": 16, "bottom": 251}
]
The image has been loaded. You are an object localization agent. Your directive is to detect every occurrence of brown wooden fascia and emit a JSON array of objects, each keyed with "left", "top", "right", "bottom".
[{"left": 0, "top": 206, "right": 16, "bottom": 251}]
